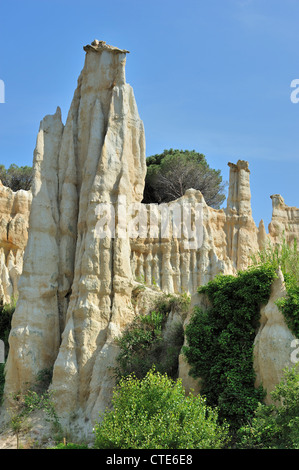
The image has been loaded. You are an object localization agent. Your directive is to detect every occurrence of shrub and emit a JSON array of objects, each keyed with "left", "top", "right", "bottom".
[
  {"left": 237, "top": 365, "right": 299, "bottom": 449},
  {"left": 93, "top": 368, "right": 229, "bottom": 449},
  {"left": 114, "top": 294, "right": 188, "bottom": 381},
  {"left": 183, "top": 265, "right": 276, "bottom": 432},
  {"left": 0, "top": 164, "right": 33, "bottom": 191},
  {"left": 276, "top": 282, "right": 299, "bottom": 338}
]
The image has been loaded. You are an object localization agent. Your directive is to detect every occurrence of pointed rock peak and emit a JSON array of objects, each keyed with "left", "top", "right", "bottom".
[
  {"left": 83, "top": 39, "right": 130, "bottom": 54},
  {"left": 228, "top": 160, "right": 250, "bottom": 172},
  {"left": 55, "top": 106, "right": 62, "bottom": 118},
  {"left": 259, "top": 219, "right": 265, "bottom": 229},
  {"left": 258, "top": 219, "right": 268, "bottom": 248},
  {"left": 271, "top": 267, "right": 287, "bottom": 301}
]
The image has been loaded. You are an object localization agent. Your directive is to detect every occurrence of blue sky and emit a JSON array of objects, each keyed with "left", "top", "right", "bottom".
[{"left": 0, "top": 0, "right": 298, "bottom": 228}]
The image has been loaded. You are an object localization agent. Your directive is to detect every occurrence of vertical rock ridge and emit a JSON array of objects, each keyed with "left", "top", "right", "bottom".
[
  {"left": 5, "top": 109, "right": 63, "bottom": 393},
  {"left": 3, "top": 40, "right": 299, "bottom": 438}
]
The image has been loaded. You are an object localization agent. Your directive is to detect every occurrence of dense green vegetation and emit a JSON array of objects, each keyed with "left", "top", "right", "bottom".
[
  {"left": 114, "top": 292, "right": 189, "bottom": 381},
  {"left": 51, "top": 442, "right": 89, "bottom": 449},
  {"left": 0, "top": 164, "right": 33, "bottom": 191},
  {"left": 237, "top": 365, "right": 299, "bottom": 449},
  {"left": 142, "top": 149, "right": 227, "bottom": 208},
  {"left": 93, "top": 368, "right": 229, "bottom": 449},
  {"left": 183, "top": 265, "right": 276, "bottom": 433}
]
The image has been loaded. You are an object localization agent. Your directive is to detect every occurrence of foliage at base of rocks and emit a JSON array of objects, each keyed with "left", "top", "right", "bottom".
[
  {"left": 114, "top": 293, "right": 189, "bottom": 381},
  {"left": 6, "top": 369, "right": 62, "bottom": 448},
  {"left": 50, "top": 442, "right": 89, "bottom": 449},
  {"left": 236, "top": 364, "right": 299, "bottom": 449},
  {"left": 183, "top": 265, "right": 276, "bottom": 432},
  {"left": 94, "top": 368, "right": 229, "bottom": 449}
]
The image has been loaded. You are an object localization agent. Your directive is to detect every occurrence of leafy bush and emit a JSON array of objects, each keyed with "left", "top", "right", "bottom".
[
  {"left": 237, "top": 365, "right": 299, "bottom": 449},
  {"left": 0, "top": 164, "right": 33, "bottom": 191},
  {"left": 183, "top": 265, "right": 276, "bottom": 431},
  {"left": 114, "top": 294, "right": 188, "bottom": 381},
  {"left": 276, "top": 282, "right": 299, "bottom": 338},
  {"left": 93, "top": 368, "right": 229, "bottom": 449}
]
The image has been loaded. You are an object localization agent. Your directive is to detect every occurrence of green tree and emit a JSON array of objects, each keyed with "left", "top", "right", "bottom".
[
  {"left": 93, "top": 368, "right": 229, "bottom": 449},
  {"left": 0, "top": 164, "right": 33, "bottom": 191},
  {"left": 237, "top": 365, "right": 299, "bottom": 449},
  {"left": 142, "top": 149, "right": 227, "bottom": 208}
]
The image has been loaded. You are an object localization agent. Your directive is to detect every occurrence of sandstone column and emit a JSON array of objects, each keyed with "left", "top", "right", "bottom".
[{"left": 226, "top": 160, "right": 259, "bottom": 270}]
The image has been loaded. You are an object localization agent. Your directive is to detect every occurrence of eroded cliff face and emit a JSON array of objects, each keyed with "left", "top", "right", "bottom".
[
  {"left": 269, "top": 194, "right": 299, "bottom": 244},
  {"left": 0, "top": 183, "right": 32, "bottom": 304},
  {"left": 2, "top": 40, "right": 299, "bottom": 437}
]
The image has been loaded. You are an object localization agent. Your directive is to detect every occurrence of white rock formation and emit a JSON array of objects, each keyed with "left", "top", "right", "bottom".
[
  {"left": 4, "top": 41, "right": 146, "bottom": 434},
  {"left": 0, "top": 182, "right": 32, "bottom": 304},
  {"left": 253, "top": 269, "right": 297, "bottom": 404},
  {"left": 2, "top": 40, "right": 299, "bottom": 438}
]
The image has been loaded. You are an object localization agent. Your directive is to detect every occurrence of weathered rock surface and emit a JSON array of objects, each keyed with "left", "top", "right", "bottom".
[
  {"left": 180, "top": 268, "right": 298, "bottom": 404},
  {"left": 130, "top": 160, "right": 261, "bottom": 295},
  {"left": 1, "top": 40, "right": 299, "bottom": 438},
  {"left": 0, "top": 182, "right": 32, "bottom": 304},
  {"left": 4, "top": 41, "right": 146, "bottom": 434},
  {"left": 268, "top": 194, "right": 299, "bottom": 244}
]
